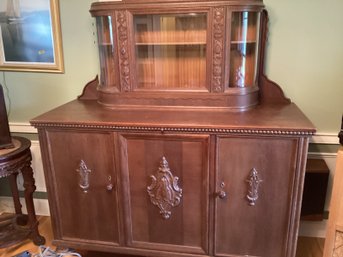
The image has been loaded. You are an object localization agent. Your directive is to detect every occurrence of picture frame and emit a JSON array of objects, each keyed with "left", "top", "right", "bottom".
[{"left": 0, "top": 0, "right": 64, "bottom": 73}]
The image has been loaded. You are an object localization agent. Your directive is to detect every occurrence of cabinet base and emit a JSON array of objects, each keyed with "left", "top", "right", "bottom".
[{"left": 53, "top": 239, "right": 210, "bottom": 257}]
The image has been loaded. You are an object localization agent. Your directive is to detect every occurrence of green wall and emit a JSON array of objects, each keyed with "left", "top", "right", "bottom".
[
  {"left": 264, "top": 0, "right": 343, "bottom": 134},
  {"left": 1, "top": 0, "right": 342, "bottom": 134},
  {"left": 1, "top": 0, "right": 99, "bottom": 122}
]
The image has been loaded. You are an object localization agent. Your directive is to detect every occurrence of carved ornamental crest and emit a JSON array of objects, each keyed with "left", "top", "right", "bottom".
[{"left": 147, "top": 157, "right": 183, "bottom": 219}]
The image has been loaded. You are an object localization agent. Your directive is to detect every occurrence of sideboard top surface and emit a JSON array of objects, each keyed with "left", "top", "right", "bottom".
[{"left": 31, "top": 100, "right": 315, "bottom": 135}]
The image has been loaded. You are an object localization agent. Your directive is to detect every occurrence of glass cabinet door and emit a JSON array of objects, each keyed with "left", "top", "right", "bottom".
[
  {"left": 228, "top": 12, "right": 260, "bottom": 88},
  {"left": 96, "top": 16, "right": 117, "bottom": 90},
  {"left": 133, "top": 13, "right": 207, "bottom": 91}
]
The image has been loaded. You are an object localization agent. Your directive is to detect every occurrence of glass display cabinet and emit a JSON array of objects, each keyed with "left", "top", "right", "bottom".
[
  {"left": 133, "top": 13, "right": 207, "bottom": 90},
  {"left": 31, "top": 0, "right": 315, "bottom": 257},
  {"left": 91, "top": 2, "right": 267, "bottom": 109}
]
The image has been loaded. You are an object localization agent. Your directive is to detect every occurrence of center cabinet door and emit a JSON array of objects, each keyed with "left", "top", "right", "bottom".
[
  {"left": 215, "top": 136, "right": 300, "bottom": 257},
  {"left": 118, "top": 133, "right": 209, "bottom": 255}
]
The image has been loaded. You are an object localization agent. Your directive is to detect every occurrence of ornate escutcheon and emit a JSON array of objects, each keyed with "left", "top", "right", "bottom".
[
  {"left": 147, "top": 157, "right": 183, "bottom": 219},
  {"left": 246, "top": 168, "right": 263, "bottom": 206},
  {"left": 76, "top": 160, "right": 91, "bottom": 193}
]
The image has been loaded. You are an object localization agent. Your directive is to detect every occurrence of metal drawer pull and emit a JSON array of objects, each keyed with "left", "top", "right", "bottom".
[
  {"left": 76, "top": 160, "right": 91, "bottom": 193},
  {"left": 246, "top": 168, "right": 263, "bottom": 206},
  {"left": 216, "top": 190, "right": 227, "bottom": 199}
]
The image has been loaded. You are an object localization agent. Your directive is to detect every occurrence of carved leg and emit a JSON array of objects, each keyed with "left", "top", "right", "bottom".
[
  {"left": 8, "top": 172, "right": 22, "bottom": 215},
  {"left": 8, "top": 172, "right": 28, "bottom": 225},
  {"left": 21, "top": 163, "right": 45, "bottom": 246}
]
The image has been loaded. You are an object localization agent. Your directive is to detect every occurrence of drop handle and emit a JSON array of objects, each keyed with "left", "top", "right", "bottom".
[
  {"left": 106, "top": 175, "right": 114, "bottom": 191},
  {"left": 216, "top": 190, "right": 227, "bottom": 199},
  {"left": 216, "top": 181, "right": 227, "bottom": 199}
]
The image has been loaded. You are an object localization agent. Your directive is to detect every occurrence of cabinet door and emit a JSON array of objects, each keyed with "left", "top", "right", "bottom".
[
  {"left": 45, "top": 131, "right": 120, "bottom": 245},
  {"left": 215, "top": 136, "right": 299, "bottom": 257},
  {"left": 119, "top": 133, "right": 209, "bottom": 255}
]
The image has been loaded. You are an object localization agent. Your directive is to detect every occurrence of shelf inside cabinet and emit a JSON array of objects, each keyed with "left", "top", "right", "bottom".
[
  {"left": 136, "top": 42, "right": 206, "bottom": 46},
  {"left": 136, "top": 43, "right": 207, "bottom": 90},
  {"left": 135, "top": 31, "right": 207, "bottom": 46},
  {"left": 231, "top": 41, "right": 257, "bottom": 44},
  {"left": 99, "top": 42, "right": 113, "bottom": 46}
]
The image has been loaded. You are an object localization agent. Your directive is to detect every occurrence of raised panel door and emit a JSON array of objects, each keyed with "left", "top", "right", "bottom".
[
  {"left": 119, "top": 133, "right": 209, "bottom": 255},
  {"left": 45, "top": 131, "right": 120, "bottom": 245},
  {"left": 215, "top": 136, "right": 299, "bottom": 257}
]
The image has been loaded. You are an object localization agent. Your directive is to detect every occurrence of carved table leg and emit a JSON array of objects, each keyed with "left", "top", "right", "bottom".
[
  {"left": 8, "top": 172, "right": 23, "bottom": 215},
  {"left": 21, "top": 163, "right": 45, "bottom": 245},
  {"left": 8, "top": 172, "right": 28, "bottom": 226}
]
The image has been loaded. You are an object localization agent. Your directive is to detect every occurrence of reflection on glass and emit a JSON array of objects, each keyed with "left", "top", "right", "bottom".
[
  {"left": 229, "top": 12, "right": 260, "bottom": 88},
  {"left": 134, "top": 13, "right": 207, "bottom": 90},
  {"left": 96, "top": 16, "right": 116, "bottom": 89}
]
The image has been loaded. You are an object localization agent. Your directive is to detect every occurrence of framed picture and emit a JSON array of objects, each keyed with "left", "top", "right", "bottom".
[{"left": 0, "top": 0, "right": 64, "bottom": 73}]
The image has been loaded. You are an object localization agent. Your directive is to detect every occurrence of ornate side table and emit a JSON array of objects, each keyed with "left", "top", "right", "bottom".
[{"left": 0, "top": 136, "right": 45, "bottom": 248}]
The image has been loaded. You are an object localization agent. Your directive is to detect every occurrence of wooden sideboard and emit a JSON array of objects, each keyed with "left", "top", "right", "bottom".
[
  {"left": 30, "top": 0, "right": 316, "bottom": 256},
  {"left": 31, "top": 102, "right": 314, "bottom": 257}
]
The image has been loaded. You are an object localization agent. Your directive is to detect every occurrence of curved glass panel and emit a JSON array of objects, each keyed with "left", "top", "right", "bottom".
[
  {"left": 229, "top": 12, "right": 260, "bottom": 88},
  {"left": 96, "top": 16, "right": 116, "bottom": 89}
]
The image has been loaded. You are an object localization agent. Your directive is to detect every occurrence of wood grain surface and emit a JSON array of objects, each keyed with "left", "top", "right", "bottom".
[{"left": 0, "top": 216, "right": 324, "bottom": 257}]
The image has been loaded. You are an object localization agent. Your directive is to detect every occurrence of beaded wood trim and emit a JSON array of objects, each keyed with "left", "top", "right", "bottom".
[{"left": 32, "top": 123, "right": 315, "bottom": 136}]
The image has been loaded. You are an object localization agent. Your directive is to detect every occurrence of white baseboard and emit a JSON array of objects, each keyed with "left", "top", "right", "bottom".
[
  {"left": 0, "top": 197, "right": 50, "bottom": 216},
  {"left": 13, "top": 140, "right": 46, "bottom": 193},
  {"left": 299, "top": 220, "right": 327, "bottom": 238},
  {"left": 9, "top": 122, "right": 37, "bottom": 133},
  {"left": 310, "top": 133, "right": 339, "bottom": 145}
]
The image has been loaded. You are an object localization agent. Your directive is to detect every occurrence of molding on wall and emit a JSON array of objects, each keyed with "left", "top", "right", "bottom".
[
  {"left": 0, "top": 197, "right": 50, "bottom": 216},
  {"left": 299, "top": 220, "right": 328, "bottom": 238},
  {"left": 10, "top": 122, "right": 37, "bottom": 133},
  {"left": 310, "top": 133, "right": 339, "bottom": 145},
  {"left": 308, "top": 152, "right": 338, "bottom": 158}
]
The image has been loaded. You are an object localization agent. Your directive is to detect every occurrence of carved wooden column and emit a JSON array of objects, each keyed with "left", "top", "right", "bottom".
[
  {"left": 21, "top": 161, "right": 45, "bottom": 245},
  {"left": 211, "top": 7, "right": 225, "bottom": 93}
]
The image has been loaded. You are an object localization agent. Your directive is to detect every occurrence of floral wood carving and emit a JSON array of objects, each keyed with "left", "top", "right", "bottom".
[
  {"left": 147, "top": 157, "right": 183, "bottom": 219},
  {"left": 246, "top": 168, "right": 263, "bottom": 206},
  {"left": 116, "top": 11, "right": 131, "bottom": 92},
  {"left": 212, "top": 7, "right": 225, "bottom": 93}
]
